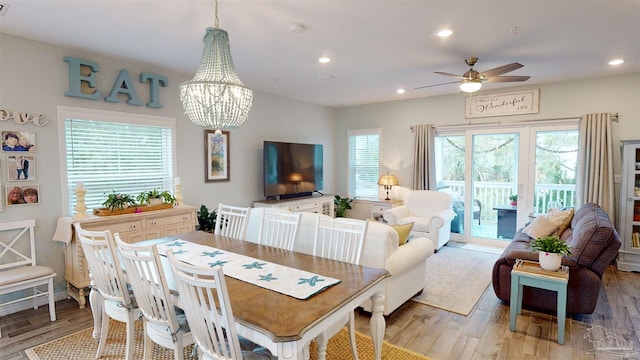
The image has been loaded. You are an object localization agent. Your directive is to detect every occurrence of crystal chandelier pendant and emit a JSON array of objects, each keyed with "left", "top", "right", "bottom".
[{"left": 180, "top": 27, "right": 253, "bottom": 131}]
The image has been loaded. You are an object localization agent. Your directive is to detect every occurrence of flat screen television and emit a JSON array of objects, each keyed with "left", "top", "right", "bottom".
[{"left": 263, "top": 141, "right": 323, "bottom": 199}]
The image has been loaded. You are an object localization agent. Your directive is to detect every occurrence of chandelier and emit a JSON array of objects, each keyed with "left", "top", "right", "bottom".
[{"left": 179, "top": 0, "right": 253, "bottom": 133}]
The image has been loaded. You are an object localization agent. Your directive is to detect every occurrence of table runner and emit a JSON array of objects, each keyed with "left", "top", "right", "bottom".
[{"left": 156, "top": 240, "right": 341, "bottom": 300}]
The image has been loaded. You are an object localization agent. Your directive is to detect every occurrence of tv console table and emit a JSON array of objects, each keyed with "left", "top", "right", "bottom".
[{"left": 254, "top": 194, "right": 334, "bottom": 217}]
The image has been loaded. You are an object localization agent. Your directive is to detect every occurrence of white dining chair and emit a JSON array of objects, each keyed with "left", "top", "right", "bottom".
[
  {"left": 312, "top": 216, "right": 368, "bottom": 360},
  {"left": 0, "top": 219, "right": 56, "bottom": 339},
  {"left": 166, "top": 250, "right": 275, "bottom": 360},
  {"left": 256, "top": 210, "right": 301, "bottom": 251},
  {"left": 215, "top": 204, "right": 251, "bottom": 240},
  {"left": 114, "top": 234, "right": 194, "bottom": 360},
  {"left": 75, "top": 224, "right": 140, "bottom": 360}
]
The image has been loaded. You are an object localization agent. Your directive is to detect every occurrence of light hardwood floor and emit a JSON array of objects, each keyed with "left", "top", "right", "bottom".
[{"left": 1, "top": 265, "right": 639, "bottom": 360}]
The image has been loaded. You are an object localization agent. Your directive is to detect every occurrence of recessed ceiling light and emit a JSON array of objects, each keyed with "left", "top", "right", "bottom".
[
  {"left": 318, "top": 57, "right": 331, "bottom": 63},
  {"left": 289, "top": 23, "right": 307, "bottom": 34},
  {"left": 396, "top": 89, "right": 406, "bottom": 94},
  {"left": 609, "top": 59, "right": 624, "bottom": 66},
  {"left": 436, "top": 29, "right": 453, "bottom": 37}
]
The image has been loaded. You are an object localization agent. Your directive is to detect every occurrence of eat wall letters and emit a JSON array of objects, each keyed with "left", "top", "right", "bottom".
[{"left": 63, "top": 56, "right": 168, "bottom": 109}]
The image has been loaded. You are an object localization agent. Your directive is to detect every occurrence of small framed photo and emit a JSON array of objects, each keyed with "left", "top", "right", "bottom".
[
  {"left": 6, "top": 155, "right": 36, "bottom": 181},
  {"left": 6, "top": 184, "right": 40, "bottom": 206},
  {"left": 204, "top": 130, "right": 230, "bottom": 182},
  {"left": 2, "top": 130, "right": 36, "bottom": 152}
]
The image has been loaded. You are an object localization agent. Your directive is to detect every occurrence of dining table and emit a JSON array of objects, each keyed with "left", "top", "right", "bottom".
[{"left": 88, "top": 230, "right": 389, "bottom": 360}]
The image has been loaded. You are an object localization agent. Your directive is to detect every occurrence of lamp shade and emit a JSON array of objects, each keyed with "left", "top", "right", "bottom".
[
  {"left": 180, "top": 27, "right": 253, "bottom": 130},
  {"left": 288, "top": 172, "right": 303, "bottom": 182},
  {"left": 378, "top": 175, "right": 399, "bottom": 186},
  {"left": 459, "top": 80, "right": 482, "bottom": 93}
]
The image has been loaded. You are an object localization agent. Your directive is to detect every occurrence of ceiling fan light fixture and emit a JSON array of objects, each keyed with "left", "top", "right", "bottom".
[
  {"left": 436, "top": 29, "right": 453, "bottom": 37},
  {"left": 460, "top": 80, "right": 482, "bottom": 93}
]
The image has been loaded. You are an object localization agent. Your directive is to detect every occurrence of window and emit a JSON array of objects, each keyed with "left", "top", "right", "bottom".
[
  {"left": 58, "top": 106, "right": 176, "bottom": 215},
  {"left": 348, "top": 129, "right": 380, "bottom": 199}
]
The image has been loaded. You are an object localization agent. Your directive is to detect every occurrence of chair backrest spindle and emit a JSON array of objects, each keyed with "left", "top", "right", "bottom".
[
  {"left": 114, "top": 236, "right": 180, "bottom": 333},
  {"left": 257, "top": 210, "right": 301, "bottom": 251},
  {"left": 74, "top": 224, "right": 133, "bottom": 307},
  {"left": 215, "top": 204, "right": 251, "bottom": 240},
  {"left": 167, "top": 251, "right": 243, "bottom": 360},
  {"left": 313, "top": 217, "right": 368, "bottom": 265}
]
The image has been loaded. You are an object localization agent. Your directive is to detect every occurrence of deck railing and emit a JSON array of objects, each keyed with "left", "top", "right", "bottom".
[{"left": 441, "top": 181, "right": 576, "bottom": 224}]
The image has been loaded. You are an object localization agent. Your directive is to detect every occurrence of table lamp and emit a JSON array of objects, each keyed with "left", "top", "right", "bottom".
[
  {"left": 378, "top": 172, "right": 399, "bottom": 200},
  {"left": 288, "top": 172, "right": 303, "bottom": 193}
]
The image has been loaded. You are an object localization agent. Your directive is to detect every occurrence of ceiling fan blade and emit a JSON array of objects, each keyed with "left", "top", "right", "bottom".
[
  {"left": 415, "top": 80, "right": 461, "bottom": 90},
  {"left": 479, "top": 63, "right": 524, "bottom": 78},
  {"left": 486, "top": 75, "right": 531, "bottom": 83},
  {"left": 434, "top": 71, "right": 464, "bottom": 79}
]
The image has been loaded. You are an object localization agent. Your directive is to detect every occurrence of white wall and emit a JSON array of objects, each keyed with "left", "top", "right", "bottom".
[
  {"left": 0, "top": 34, "right": 336, "bottom": 299},
  {"left": 334, "top": 72, "right": 640, "bottom": 207}
]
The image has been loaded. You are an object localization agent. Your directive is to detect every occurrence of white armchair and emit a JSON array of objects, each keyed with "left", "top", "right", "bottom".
[{"left": 383, "top": 190, "right": 456, "bottom": 251}]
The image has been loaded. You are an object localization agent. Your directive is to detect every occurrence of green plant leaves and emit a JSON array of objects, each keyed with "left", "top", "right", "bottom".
[{"left": 531, "top": 235, "right": 572, "bottom": 256}]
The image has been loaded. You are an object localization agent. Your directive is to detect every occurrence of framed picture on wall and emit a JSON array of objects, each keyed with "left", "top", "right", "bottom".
[
  {"left": 6, "top": 155, "right": 36, "bottom": 181},
  {"left": 5, "top": 184, "right": 40, "bottom": 206},
  {"left": 2, "top": 130, "right": 36, "bottom": 152},
  {"left": 204, "top": 130, "right": 230, "bottom": 182}
]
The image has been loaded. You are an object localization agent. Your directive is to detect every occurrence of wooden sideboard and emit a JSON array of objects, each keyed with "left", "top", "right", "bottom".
[{"left": 61, "top": 206, "right": 196, "bottom": 308}]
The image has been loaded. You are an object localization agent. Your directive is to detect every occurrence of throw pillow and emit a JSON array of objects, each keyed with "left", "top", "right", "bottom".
[
  {"left": 522, "top": 216, "right": 558, "bottom": 239},
  {"left": 553, "top": 208, "right": 575, "bottom": 236},
  {"left": 392, "top": 222, "right": 414, "bottom": 246},
  {"left": 546, "top": 208, "right": 573, "bottom": 226}
]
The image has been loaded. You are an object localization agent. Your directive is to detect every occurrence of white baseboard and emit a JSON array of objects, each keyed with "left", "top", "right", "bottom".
[{"left": 0, "top": 290, "right": 71, "bottom": 317}]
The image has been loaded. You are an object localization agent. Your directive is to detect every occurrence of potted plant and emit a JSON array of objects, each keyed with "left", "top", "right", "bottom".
[
  {"left": 530, "top": 235, "right": 572, "bottom": 271},
  {"left": 136, "top": 189, "right": 175, "bottom": 206},
  {"left": 509, "top": 194, "right": 518, "bottom": 206},
  {"left": 334, "top": 195, "right": 355, "bottom": 218},
  {"left": 197, "top": 204, "right": 217, "bottom": 233},
  {"left": 102, "top": 191, "right": 137, "bottom": 211}
]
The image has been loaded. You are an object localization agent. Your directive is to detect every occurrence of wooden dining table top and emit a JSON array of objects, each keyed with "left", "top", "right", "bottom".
[{"left": 147, "top": 230, "right": 389, "bottom": 343}]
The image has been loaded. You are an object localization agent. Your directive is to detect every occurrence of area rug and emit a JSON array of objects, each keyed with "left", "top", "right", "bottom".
[
  {"left": 26, "top": 319, "right": 430, "bottom": 360},
  {"left": 461, "top": 242, "right": 506, "bottom": 255},
  {"left": 412, "top": 242, "right": 499, "bottom": 316}
]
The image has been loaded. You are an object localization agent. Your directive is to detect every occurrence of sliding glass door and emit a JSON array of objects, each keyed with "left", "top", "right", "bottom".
[
  {"left": 470, "top": 132, "right": 520, "bottom": 241},
  {"left": 435, "top": 122, "right": 578, "bottom": 246}
]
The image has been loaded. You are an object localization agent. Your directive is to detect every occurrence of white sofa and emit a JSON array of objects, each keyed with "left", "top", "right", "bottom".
[
  {"left": 244, "top": 207, "right": 435, "bottom": 315},
  {"left": 383, "top": 190, "right": 456, "bottom": 251}
]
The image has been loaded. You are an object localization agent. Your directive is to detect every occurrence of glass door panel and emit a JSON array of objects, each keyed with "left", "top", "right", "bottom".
[
  {"left": 470, "top": 133, "right": 519, "bottom": 241},
  {"left": 532, "top": 129, "right": 579, "bottom": 214},
  {"left": 434, "top": 135, "right": 466, "bottom": 237}
]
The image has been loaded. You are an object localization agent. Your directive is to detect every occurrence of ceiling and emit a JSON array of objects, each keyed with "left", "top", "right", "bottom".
[{"left": 1, "top": 0, "right": 639, "bottom": 108}]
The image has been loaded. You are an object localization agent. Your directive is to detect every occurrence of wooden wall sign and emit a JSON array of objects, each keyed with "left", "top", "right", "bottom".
[
  {"left": 466, "top": 89, "right": 540, "bottom": 118},
  {"left": 0, "top": 108, "right": 47, "bottom": 126}
]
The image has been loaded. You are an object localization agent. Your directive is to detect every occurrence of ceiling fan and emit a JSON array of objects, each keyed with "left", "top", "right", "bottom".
[{"left": 416, "top": 57, "right": 530, "bottom": 92}]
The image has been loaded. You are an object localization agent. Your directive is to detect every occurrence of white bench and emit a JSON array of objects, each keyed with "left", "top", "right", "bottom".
[{"left": 0, "top": 219, "right": 56, "bottom": 337}]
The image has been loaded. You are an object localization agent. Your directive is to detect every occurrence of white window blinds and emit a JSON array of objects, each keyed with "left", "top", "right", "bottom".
[
  {"left": 348, "top": 129, "right": 380, "bottom": 199},
  {"left": 62, "top": 111, "right": 175, "bottom": 215}
]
